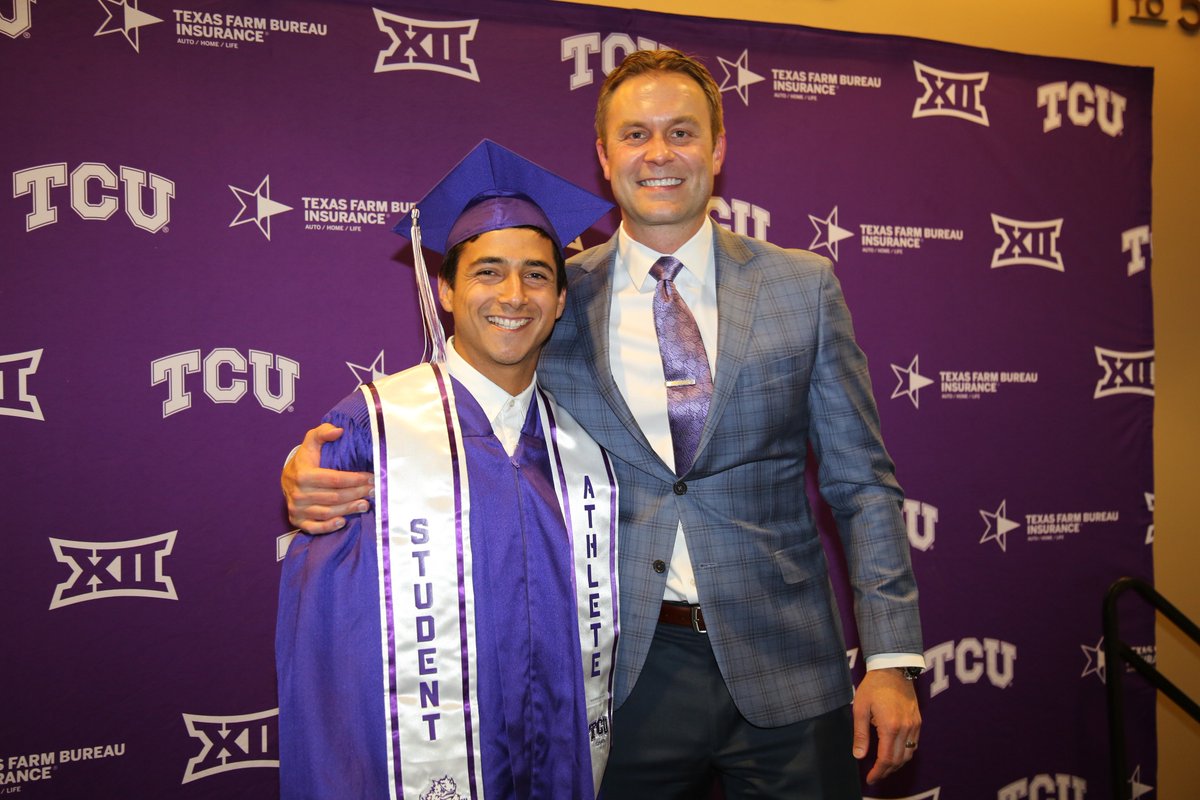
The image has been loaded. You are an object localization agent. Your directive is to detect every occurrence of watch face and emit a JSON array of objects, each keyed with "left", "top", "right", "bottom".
[{"left": 900, "top": 667, "right": 923, "bottom": 680}]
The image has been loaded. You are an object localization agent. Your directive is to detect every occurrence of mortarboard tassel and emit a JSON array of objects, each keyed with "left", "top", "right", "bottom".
[{"left": 408, "top": 208, "right": 448, "bottom": 364}]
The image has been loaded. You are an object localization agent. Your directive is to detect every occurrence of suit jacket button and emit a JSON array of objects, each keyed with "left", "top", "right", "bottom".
[
  {"left": 653, "top": 559, "right": 667, "bottom": 574},
  {"left": 673, "top": 481, "right": 687, "bottom": 495}
]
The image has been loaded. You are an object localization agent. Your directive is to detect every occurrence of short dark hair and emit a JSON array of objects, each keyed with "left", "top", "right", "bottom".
[
  {"left": 439, "top": 225, "right": 567, "bottom": 293},
  {"left": 594, "top": 49, "right": 725, "bottom": 146}
]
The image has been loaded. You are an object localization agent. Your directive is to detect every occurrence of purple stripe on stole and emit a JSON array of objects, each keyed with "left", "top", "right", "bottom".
[
  {"left": 431, "top": 364, "right": 479, "bottom": 800},
  {"left": 537, "top": 391, "right": 575, "bottom": 596},
  {"left": 601, "top": 449, "right": 619, "bottom": 702},
  {"left": 366, "top": 382, "right": 406, "bottom": 796},
  {"left": 537, "top": 387, "right": 621, "bottom": 705}
]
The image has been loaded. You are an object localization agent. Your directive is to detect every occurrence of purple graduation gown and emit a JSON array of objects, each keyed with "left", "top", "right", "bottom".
[{"left": 277, "top": 378, "right": 595, "bottom": 799}]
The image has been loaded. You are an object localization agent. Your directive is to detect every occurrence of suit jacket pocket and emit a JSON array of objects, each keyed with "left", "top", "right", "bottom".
[
  {"left": 773, "top": 536, "right": 825, "bottom": 585},
  {"left": 741, "top": 351, "right": 810, "bottom": 392}
]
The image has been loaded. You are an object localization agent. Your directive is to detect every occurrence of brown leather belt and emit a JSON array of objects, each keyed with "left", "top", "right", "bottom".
[{"left": 659, "top": 602, "right": 707, "bottom": 634}]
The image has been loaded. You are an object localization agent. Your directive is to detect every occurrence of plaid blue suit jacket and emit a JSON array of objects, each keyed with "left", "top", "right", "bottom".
[{"left": 539, "top": 225, "right": 921, "bottom": 727}]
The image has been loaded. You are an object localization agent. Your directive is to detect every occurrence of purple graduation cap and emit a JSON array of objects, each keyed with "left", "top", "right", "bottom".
[{"left": 395, "top": 139, "right": 612, "bottom": 362}]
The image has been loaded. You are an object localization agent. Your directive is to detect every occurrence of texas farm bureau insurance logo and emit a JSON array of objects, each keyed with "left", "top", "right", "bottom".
[
  {"left": 91, "top": 1, "right": 328, "bottom": 52},
  {"left": 805, "top": 205, "right": 965, "bottom": 262},
  {"left": 889, "top": 353, "right": 1038, "bottom": 408},
  {"left": 226, "top": 174, "right": 412, "bottom": 239},
  {"left": 977, "top": 497, "right": 1120, "bottom": 553},
  {"left": 768, "top": 62, "right": 882, "bottom": 105},
  {"left": 0, "top": 744, "right": 127, "bottom": 792},
  {"left": 182, "top": 708, "right": 279, "bottom": 783},
  {"left": 1080, "top": 636, "right": 1155, "bottom": 688},
  {"left": 174, "top": 7, "right": 327, "bottom": 50}
]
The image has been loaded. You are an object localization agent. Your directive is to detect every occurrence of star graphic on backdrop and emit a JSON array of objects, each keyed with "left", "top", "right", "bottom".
[
  {"left": 808, "top": 206, "right": 855, "bottom": 261},
  {"left": 95, "top": 0, "right": 163, "bottom": 52},
  {"left": 1129, "top": 765, "right": 1152, "bottom": 799},
  {"left": 1080, "top": 636, "right": 1106, "bottom": 682},
  {"left": 890, "top": 355, "right": 934, "bottom": 409},
  {"left": 717, "top": 49, "right": 765, "bottom": 106},
  {"left": 229, "top": 176, "right": 294, "bottom": 240},
  {"left": 347, "top": 351, "right": 387, "bottom": 387},
  {"left": 979, "top": 500, "right": 1020, "bottom": 552}
]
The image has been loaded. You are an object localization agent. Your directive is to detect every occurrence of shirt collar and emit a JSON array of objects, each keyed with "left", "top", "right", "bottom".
[
  {"left": 616, "top": 217, "right": 714, "bottom": 291},
  {"left": 444, "top": 338, "right": 537, "bottom": 425}
]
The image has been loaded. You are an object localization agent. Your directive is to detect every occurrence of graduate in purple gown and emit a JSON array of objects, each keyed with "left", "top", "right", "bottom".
[{"left": 276, "top": 141, "right": 618, "bottom": 800}]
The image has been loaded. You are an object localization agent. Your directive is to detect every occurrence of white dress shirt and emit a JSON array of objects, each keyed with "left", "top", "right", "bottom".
[
  {"left": 446, "top": 337, "right": 536, "bottom": 458},
  {"left": 608, "top": 219, "right": 717, "bottom": 605}
]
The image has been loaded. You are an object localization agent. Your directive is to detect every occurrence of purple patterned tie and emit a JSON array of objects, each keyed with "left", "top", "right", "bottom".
[{"left": 650, "top": 255, "right": 713, "bottom": 475}]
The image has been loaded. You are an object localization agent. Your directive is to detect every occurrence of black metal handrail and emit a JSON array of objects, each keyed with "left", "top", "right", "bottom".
[{"left": 1103, "top": 575, "right": 1200, "bottom": 800}]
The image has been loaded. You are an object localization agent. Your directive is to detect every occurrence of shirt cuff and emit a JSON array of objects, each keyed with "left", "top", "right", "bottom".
[{"left": 865, "top": 653, "right": 926, "bottom": 671}]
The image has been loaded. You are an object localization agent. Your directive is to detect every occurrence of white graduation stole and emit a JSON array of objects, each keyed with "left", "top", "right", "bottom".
[{"left": 365, "top": 363, "right": 618, "bottom": 800}]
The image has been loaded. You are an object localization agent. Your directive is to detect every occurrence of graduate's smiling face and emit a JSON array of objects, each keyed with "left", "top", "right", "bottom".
[{"left": 439, "top": 227, "right": 565, "bottom": 395}]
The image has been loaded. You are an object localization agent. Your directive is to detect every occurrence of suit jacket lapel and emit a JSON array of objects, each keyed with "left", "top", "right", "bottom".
[{"left": 696, "top": 226, "right": 761, "bottom": 464}]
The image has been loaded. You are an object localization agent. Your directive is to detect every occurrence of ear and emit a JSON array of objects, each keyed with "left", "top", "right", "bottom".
[
  {"left": 595, "top": 137, "right": 612, "bottom": 181},
  {"left": 437, "top": 276, "right": 454, "bottom": 313},
  {"left": 555, "top": 287, "right": 566, "bottom": 321},
  {"left": 712, "top": 132, "right": 727, "bottom": 177}
]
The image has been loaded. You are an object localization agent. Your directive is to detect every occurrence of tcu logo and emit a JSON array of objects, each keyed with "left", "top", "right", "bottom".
[
  {"left": 13, "top": 163, "right": 175, "bottom": 233},
  {"left": 998, "top": 774, "right": 1087, "bottom": 800},
  {"left": 1122, "top": 225, "right": 1151, "bottom": 276},
  {"left": 924, "top": 637, "right": 1017, "bottom": 698},
  {"left": 1, "top": 0, "right": 33, "bottom": 38},
  {"left": 151, "top": 348, "right": 300, "bottom": 418},
  {"left": 1038, "top": 82, "right": 1126, "bottom": 137},
  {"left": 562, "top": 33, "right": 668, "bottom": 90},
  {"left": 49, "top": 532, "right": 178, "bottom": 609},
  {"left": 902, "top": 499, "right": 938, "bottom": 552},
  {"left": 182, "top": 708, "right": 279, "bottom": 783},
  {"left": 990, "top": 214, "right": 1064, "bottom": 271},
  {"left": 0, "top": 349, "right": 43, "bottom": 421},
  {"left": 1094, "top": 347, "right": 1154, "bottom": 398},
  {"left": 373, "top": 10, "right": 479, "bottom": 81},
  {"left": 912, "top": 62, "right": 990, "bottom": 126},
  {"left": 589, "top": 713, "right": 610, "bottom": 744},
  {"left": 708, "top": 197, "right": 771, "bottom": 241}
]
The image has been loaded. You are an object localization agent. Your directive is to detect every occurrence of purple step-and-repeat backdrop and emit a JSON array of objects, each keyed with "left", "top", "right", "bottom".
[{"left": 2, "top": 1, "right": 1156, "bottom": 798}]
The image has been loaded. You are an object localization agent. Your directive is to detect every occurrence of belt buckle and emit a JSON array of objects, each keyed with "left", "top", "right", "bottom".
[{"left": 690, "top": 605, "right": 707, "bottom": 635}]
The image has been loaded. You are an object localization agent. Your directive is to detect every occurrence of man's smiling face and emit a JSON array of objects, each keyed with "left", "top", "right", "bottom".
[{"left": 596, "top": 70, "right": 726, "bottom": 253}]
